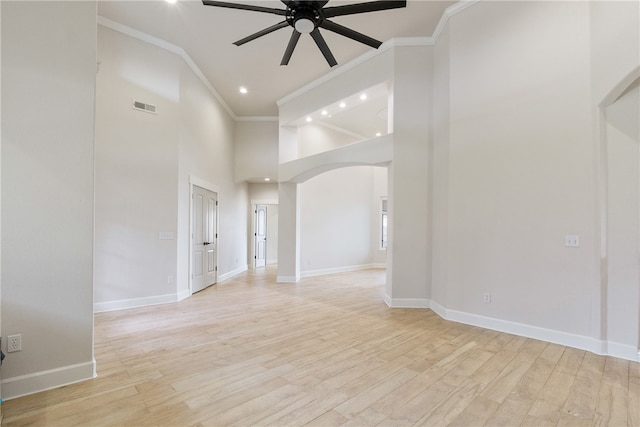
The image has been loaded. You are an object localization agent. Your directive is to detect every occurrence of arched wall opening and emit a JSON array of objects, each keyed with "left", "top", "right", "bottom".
[
  {"left": 599, "top": 68, "right": 640, "bottom": 357},
  {"left": 298, "top": 165, "right": 388, "bottom": 278}
]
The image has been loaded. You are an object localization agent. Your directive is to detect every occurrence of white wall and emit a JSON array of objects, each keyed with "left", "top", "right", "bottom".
[
  {"left": 386, "top": 44, "right": 432, "bottom": 301},
  {"left": 177, "top": 57, "right": 248, "bottom": 287},
  {"left": 441, "top": 1, "right": 595, "bottom": 335},
  {"left": 297, "top": 124, "right": 359, "bottom": 158},
  {"left": 428, "top": 1, "right": 639, "bottom": 359},
  {"left": 1, "top": 1, "right": 96, "bottom": 398},
  {"left": 235, "top": 120, "right": 279, "bottom": 182},
  {"left": 95, "top": 26, "right": 180, "bottom": 305},
  {"left": 95, "top": 23, "right": 247, "bottom": 309},
  {"left": 300, "top": 166, "right": 378, "bottom": 275},
  {"left": 431, "top": 22, "right": 450, "bottom": 307}
]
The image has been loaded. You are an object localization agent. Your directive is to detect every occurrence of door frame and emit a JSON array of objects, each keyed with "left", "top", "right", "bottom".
[
  {"left": 251, "top": 199, "right": 277, "bottom": 269},
  {"left": 189, "top": 176, "right": 219, "bottom": 295}
]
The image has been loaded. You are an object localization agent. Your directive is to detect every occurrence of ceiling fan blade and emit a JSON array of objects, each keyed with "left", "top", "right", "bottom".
[
  {"left": 320, "top": 20, "right": 382, "bottom": 49},
  {"left": 310, "top": 28, "right": 337, "bottom": 67},
  {"left": 323, "top": 1, "right": 407, "bottom": 18},
  {"left": 281, "top": 30, "right": 301, "bottom": 65},
  {"left": 202, "top": 1, "right": 287, "bottom": 16},
  {"left": 233, "top": 21, "right": 290, "bottom": 46}
]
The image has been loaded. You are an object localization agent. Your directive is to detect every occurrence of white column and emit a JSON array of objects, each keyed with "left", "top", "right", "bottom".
[{"left": 277, "top": 182, "right": 300, "bottom": 282}]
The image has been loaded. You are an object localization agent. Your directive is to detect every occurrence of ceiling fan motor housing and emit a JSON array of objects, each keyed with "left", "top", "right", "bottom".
[{"left": 287, "top": 4, "right": 322, "bottom": 34}]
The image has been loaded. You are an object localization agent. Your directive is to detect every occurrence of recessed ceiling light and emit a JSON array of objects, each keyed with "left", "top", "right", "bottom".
[
  {"left": 339, "top": 102, "right": 346, "bottom": 108},
  {"left": 321, "top": 110, "right": 328, "bottom": 116},
  {"left": 239, "top": 86, "right": 248, "bottom": 94},
  {"left": 376, "top": 132, "right": 382, "bottom": 137},
  {"left": 165, "top": 0, "right": 177, "bottom": 3},
  {"left": 264, "top": 177, "right": 271, "bottom": 182},
  {"left": 306, "top": 116, "right": 312, "bottom": 122},
  {"left": 360, "top": 93, "right": 367, "bottom": 100}
]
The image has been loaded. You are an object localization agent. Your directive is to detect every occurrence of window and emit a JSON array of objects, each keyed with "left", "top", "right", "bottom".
[{"left": 380, "top": 197, "right": 388, "bottom": 249}]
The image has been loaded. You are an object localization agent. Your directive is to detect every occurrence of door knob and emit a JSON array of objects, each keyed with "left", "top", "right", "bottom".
[{"left": 203, "top": 242, "right": 211, "bottom": 246}]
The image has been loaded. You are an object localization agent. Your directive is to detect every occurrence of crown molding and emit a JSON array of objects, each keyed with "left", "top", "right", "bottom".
[
  {"left": 235, "top": 116, "right": 279, "bottom": 122},
  {"left": 97, "top": 16, "right": 237, "bottom": 120},
  {"left": 431, "top": 0, "right": 480, "bottom": 43}
]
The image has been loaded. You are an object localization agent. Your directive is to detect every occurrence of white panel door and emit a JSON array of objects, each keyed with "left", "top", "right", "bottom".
[
  {"left": 255, "top": 205, "right": 267, "bottom": 268},
  {"left": 192, "top": 185, "right": 217, "bottom": 293}
]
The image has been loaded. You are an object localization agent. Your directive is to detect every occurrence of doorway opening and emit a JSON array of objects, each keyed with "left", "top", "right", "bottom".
[
  {"left": 252, "top": 203, "right": 278, "bottom": 268},
  {"left": 191, "top": 185, "right": 218, "bottom": 293}
]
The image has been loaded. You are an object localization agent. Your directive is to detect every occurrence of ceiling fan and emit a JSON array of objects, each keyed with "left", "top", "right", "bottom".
[{"left": 202, "top": 0, "right": 407, "bottom": 67}]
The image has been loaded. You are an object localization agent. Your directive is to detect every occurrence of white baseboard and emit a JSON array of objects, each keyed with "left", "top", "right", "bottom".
[
  {"left": 301, "top": 263, "right": 379, "bottom": 278},
  {"left": 1, "top": 360, "right": 96, "bottom": 401},
  {"left": 94, "top": 293, "right": 183, "bottom": 313},
  {"left": 383, "top": 295, "right": 430, "bottom": 308},
  {"left": 176, "top": 288, "right": 190, "bottom": 301},
  {"left": 95, "top": 266, "right": 249, "bottom": 313},
  {"left": 218, "top": 265, "right": 248, "bottom": 282},
  {"left": 385, "top": 297, "right": 640, "bottom": 362},
  {"left": 605, "top": 341, "right": 640, "bottom": 362}
]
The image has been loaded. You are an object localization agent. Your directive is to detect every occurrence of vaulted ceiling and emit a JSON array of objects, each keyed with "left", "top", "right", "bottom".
[{"left": 98, "top": 0, "right": 456, "bottom": 119}]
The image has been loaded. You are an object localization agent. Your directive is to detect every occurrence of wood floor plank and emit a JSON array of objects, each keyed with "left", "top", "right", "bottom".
[{"left": 1, "top": 267, "right": 636, "bottom": 427}]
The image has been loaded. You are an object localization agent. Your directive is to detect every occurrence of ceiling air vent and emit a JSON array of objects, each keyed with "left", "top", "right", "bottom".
[{"left": 132, "top": 100, "right": 157, "bottom": 114}]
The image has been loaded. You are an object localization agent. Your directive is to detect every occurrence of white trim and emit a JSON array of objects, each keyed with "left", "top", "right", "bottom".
[
  {"left": 431, "top": 0, "right": 480, "bottom": 43},
  {"left": 1, "top": 360, "right": 96, "bottom": 401},
  {"left": 177, "top": 288, "right": 191, "bottom": 302},
  {"left": 219, "top": 265, "right": 248, "bottom": 282},
  {"left": 94, "top": 293, "right": 182, "bottom": 313},
  {"left": 277, "top": 275, "right": 300, "bottom": 283},
  {"left": 383, "top": 296, "right": 430, "bottom": 308},
  {"left": 236, "top": 116, "right": 279, "bottom": 122},
  {"left": 189, "top": 176, "right": 219, "bottom": 194},
  {"left": 97, "top": 16, "right": 236, "bottom": 120},
  {"left": 300, "top": 264, "right": 377, "bottom": 278},
  {"left": 605, "top": 342, "right": 640, "bottom": 362},
  {"left": 384, "top": 298, "right": 640, "bottom": 362},
  {"left": 251, "top": 199, "right": 278, "bottom": 206}
]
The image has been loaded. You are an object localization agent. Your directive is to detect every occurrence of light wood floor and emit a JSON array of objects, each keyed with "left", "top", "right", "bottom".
[{"left": 2, "top": 268, "right": 638, "bottom": 426}]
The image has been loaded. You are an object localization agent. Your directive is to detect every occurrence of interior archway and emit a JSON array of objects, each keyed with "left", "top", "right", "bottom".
[{"left": 602, "top": 73, "right": 640, "bottom": 356}]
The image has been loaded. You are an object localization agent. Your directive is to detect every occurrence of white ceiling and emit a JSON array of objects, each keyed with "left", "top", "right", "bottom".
[{"left": 98, "top": 0, "right": 456, "bottom": 121}]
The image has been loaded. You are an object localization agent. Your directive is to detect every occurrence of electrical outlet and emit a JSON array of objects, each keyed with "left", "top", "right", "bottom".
[
  {"left": 167, "top": 275, "right": 174, "bottom": 284},
  {"left": 483, "top": 293, "right": 491, "bottom": 303},
  {"left": 8, "top": 334, "right": 22, "bottom": 352},
  {"left": 565, "top": 235, "right": 580, "bottom": 247}
]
